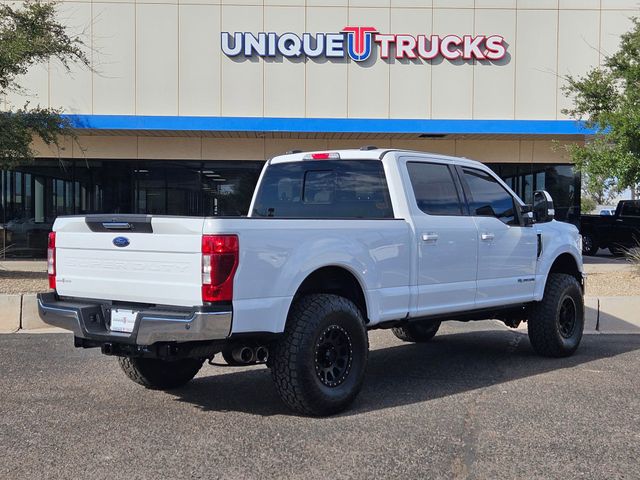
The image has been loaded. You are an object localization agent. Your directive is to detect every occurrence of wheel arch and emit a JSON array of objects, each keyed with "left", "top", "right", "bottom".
[
  {"left": 290, "top": 265, "right": 369, "bottom": 323},
  {"left": 546, "top": 252, "right": 584, "bottom": 292}
]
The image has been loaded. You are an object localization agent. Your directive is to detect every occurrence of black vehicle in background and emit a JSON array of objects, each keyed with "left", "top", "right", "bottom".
[{"left": 580, "top": 200, "right": 640, "bottom": 256}]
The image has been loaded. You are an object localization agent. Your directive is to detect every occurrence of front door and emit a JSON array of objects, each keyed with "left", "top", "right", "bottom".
[
  {"left": 404, "top": 160, "right": 478, "bottom": 317},
  {"left": 459, "top": 166, "right": 537, "bottom": 307}
]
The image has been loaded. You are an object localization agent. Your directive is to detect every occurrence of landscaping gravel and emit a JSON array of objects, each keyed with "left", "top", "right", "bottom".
[
  {"left": 586, "top": 270, "right": 640, "bottom": 297},
  {"left": 0, "top": 261, "right": 48, "bottom": 294}
]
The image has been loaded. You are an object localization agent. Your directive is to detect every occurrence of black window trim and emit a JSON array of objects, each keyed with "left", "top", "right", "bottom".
[
  {"left": 405, "top": 160, "right": 468, "bottom": 217},
  {"left": 455, "top": 164, "right": 524, "bottom": 227}
]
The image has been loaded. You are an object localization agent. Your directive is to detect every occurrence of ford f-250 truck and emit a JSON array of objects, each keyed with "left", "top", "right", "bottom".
[{"left": 38, "top": 149, "right": 585, "bottom": 416}]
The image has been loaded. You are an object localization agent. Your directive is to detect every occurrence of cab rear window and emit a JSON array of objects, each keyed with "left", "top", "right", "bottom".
[{"left": 252, "top": 160, "right": 394, "bottom": 219}]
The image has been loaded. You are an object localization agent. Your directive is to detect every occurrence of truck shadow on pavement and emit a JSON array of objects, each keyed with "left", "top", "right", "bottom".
[{"left": 168, "top": 330, "right": 640, "bottom": 417}]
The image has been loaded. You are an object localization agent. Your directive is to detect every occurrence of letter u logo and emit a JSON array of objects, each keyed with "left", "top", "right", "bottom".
[{"left": 343, "top": 26, "right": 377, "bottom": 62}]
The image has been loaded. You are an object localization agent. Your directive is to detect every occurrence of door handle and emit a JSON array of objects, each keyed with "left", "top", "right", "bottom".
[
  {"left": 481, "top": 233, "right": 495, "bottom": 241},
  {"left": 421, "top": 233, "right": 439, "bottom": 243}
]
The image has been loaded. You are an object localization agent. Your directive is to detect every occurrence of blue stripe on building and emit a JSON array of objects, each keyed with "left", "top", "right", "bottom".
[{"left": 63, "top": 115, "right": 597, "bottom": 136}]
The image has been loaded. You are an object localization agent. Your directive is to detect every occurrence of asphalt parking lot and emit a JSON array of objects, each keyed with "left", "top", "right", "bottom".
[{"left": 2, "top": 323, "right": 639, "bottom": 480}]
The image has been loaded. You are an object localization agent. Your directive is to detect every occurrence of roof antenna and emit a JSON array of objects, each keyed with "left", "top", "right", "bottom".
[
  {"left": 360, "top": 145, "right": 378, "bottom": 151},
  {"left": 286, "top": 150, "right": 302, "bottom": 154}
]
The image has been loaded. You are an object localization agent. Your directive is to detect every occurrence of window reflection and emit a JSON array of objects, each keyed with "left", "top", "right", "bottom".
[
  {"left": 487, "top": 163, "right": 580, "bottom": 226},
  {"left": 0, "top": 159, "right": 263, "bottom": 258}
]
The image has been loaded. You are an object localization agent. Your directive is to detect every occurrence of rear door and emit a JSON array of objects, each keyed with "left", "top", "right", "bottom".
[
  {"left": 54, "top": 215, "right": 205, "bottom": 307},
  {"left": 457, "top": 166, "right": 537, "bottom": 307},
  {"left": 402, "top": 159, "right": 478, "bottom": 316}
]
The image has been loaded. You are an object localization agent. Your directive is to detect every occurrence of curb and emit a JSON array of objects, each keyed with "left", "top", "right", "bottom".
[{"left": 0, "top": 293, "right": 49, "bottom": 333}]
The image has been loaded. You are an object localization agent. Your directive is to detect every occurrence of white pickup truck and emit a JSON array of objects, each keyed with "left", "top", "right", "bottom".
[{"left": 38, "top": 148, "right": 585, "bottom": 416}]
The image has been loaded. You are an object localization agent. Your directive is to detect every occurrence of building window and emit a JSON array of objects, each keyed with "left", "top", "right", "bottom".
[
  {"left": 486, "top": 163, "right": 580, "bottom": 226},
  {"left": 0, "top": 159, "right": 264, "bottom": 258}
]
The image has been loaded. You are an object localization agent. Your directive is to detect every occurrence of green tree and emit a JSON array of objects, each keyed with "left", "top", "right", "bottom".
[
  {"left": 0, "top": 1, "right": 88, "bottom": 167},
  {"left": 580, "top": 196, "right": 597, "bottom": 214},
  {"left": 581, "top": 171, "right": 618, "bottom": 206},
  {"left": 562, "top": 18, "right": 640, "bottom": 192}
]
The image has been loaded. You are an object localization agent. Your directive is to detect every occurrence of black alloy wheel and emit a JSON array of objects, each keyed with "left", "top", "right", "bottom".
[
  {"left": 558, "top": 296, "right": 577, "bottom": 338},
  {"left": 527, "top": 273, "right": 584, "bottom": 357},
  {"left": 270, "top": 293, "right": 369, "bottom": 416},
  {"left": 314, "top": 325, "right": 353, "bottom": 387}
]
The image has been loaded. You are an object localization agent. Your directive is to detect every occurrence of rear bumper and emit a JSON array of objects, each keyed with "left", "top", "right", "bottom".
[{"left": 37, "top": 292, "right": 232, "bottom": 345}]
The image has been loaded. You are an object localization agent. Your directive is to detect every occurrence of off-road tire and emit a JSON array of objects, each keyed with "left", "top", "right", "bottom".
[
  {"left": 581, "top": 233, "right": 599, "bottom": 256},
  {"left": 270, "top": 294, "right": 369, "bottom": 416},
  {"left": 391, "top": 320, "right": 441, "bottom": 343},
  {"left": 118, "top": 357, "right": 204, "bottom": 390},
  {"left": 527, "top": 273, "right": 584, "bottom": 358}
]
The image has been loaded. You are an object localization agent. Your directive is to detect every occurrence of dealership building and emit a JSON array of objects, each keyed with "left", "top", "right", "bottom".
[{"left": 1, "top": 0, "right": 637, "bottom": 257}]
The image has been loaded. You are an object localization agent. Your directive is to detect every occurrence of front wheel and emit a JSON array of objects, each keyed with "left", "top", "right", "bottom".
[
  {"left": 392, "top": 320, "right": 441, "bottom": 343},
  {"left": 582, "top": 234, "right": 599, "bottom": 256},
  {"left": 270, "top": 294, "right": 369, "bottom": 416},
  {"left": 118, "top": 357, "right": 204, "bottom": 390},
  {"left": 527, "top": 273, "right": 584, "bottom": 358}
]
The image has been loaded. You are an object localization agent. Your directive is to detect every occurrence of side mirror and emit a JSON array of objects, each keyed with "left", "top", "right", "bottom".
[
  {"left": 533, "top": 190, "right": 555, "bottom": 223},
  {"left": 521, "top": 204, "right": 535, "bottom": 226}
]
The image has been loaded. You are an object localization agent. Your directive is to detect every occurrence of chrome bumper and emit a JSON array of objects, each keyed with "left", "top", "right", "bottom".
[{"left": 37, "top": 292, "right": 232, "bottom": 345}]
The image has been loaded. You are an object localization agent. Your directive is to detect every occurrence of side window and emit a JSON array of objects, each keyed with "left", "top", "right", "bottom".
[
  {"left": 462, "top": 168, "right": 518, "bottom": 226},
  {"left": 621, "top": 201, "right": 640, "bottom": 217},
  {"left": 406, "top": 162, "right": 463, "bottom": 215}
]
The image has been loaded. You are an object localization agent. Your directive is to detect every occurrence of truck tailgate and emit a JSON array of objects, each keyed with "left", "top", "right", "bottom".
[{"left": 54, "top": 216, "right": 205, "bottom": 307}]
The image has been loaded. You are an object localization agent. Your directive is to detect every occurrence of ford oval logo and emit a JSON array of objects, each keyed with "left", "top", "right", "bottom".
[{"left": 113, "top": 236, "right": 130, "bottom": 248}]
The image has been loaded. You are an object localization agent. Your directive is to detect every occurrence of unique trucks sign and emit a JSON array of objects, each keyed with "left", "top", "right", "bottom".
[{"left": 221, "top": 26, "right": 506, "bottom": 62}]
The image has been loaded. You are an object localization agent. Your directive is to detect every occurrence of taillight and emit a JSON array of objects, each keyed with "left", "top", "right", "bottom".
[
  {"left": 202, "top": 235, "right": 239, "bottom": 303},
  {"left": 47, "top": 232, "right": 56, "bottom": 290}
]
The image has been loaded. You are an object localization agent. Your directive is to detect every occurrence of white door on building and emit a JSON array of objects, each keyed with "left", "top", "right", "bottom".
[{"left": 458, "top": 166, "right": 537, "bottom": 307}]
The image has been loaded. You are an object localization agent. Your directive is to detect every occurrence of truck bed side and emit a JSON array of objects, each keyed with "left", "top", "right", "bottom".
[{"left": 203, "top": 217, "right": 412, "bottom": 334}]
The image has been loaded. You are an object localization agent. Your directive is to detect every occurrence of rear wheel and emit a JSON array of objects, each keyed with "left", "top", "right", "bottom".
[
  {"left": 527, "top": 273, "right": 584, "bottom": 358},
  {"left": 118, "top": 357, "right": 204, "bottom": 390},
  {"left": 392, "top": 320, "right": 441, "bottom": 343},
  {"left": 270, "top": 294, "right": 369, "bottom": 416},
  {"left": 582, "top": 233, "right": 599, "bottom": 256}
]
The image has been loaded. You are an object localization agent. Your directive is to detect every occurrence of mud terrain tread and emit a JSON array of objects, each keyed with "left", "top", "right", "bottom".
[
  {"left": 118, "top": 356, "right": 204, "bottom": 390},
  {"left": 527, "top": 273, "right": 584, "bottom": 358},
  {"left": 270, "top": 294, "right": 368, "bottom": 416},
  {"left": 391, "top": 321, "right": 441, "bottom": 343}
]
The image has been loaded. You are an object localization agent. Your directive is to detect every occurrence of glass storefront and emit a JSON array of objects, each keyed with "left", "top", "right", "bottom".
[
  {"left": 0, "top": 159, "right": 264, "bottom": 257},
  {"left": 0, "top": 159, "right": 579, "bottom": 258}
]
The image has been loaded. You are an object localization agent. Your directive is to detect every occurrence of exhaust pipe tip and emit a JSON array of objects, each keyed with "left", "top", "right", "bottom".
[
  {"left": 256, "top": 346, "right": 269, "bottom": 363},
  {"left": 232, "top": 346, "right": 255, "bottom": 364}
]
